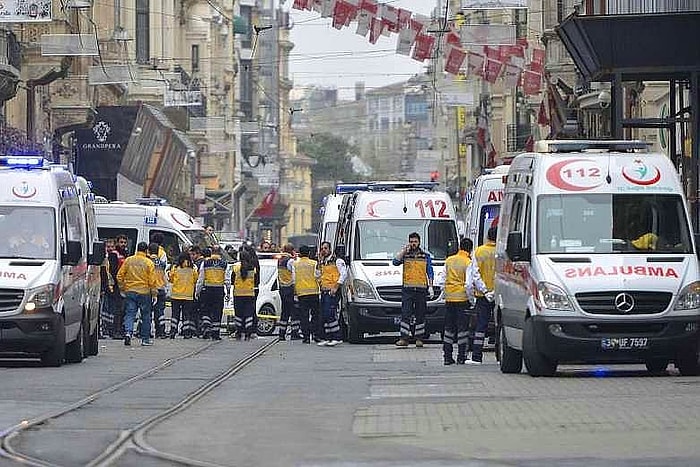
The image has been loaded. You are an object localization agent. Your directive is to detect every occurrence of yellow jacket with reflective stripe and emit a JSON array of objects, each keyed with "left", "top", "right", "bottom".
[
  {"left": 168, "top": 265, "right": 197, "bottom": 301},
  {"left": 277, "top": 253, "right": 293, "bottom": 287},
  {"left": 403, "top": 253, "right": 428, "bottom": 288},
  {"left": 233, "top": 262, "right": 256, "bottom": 297},
  {"left": 150, "top": 254, "right": 167, "bottom": 290},
  {"left": 201, "top": 254, "right": 227, "bottom": 287},
  {"left": 473, "top": 241, "right": 496, "bottom": 296},
  {"left": 117, "top": 251, "right": 158, "bottom": 295},
  {"left": 294, "top": 257, "right": 320, "bottom": 296},
  {"left": 320, "top": 257, "right": 340, "bottom": 290},
  {"left": 444, "top": 250, "right": 471, "bottom": 303}
]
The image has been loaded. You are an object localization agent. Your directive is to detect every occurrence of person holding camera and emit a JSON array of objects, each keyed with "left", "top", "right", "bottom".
[{"left": 392, "top": 232, "right": 434, "bottom": 348}]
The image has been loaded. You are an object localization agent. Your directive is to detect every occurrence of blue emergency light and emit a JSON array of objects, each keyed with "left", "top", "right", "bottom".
[
  {"left": 0, "top": 156, "right": 46, "bottom": 168},
  {"left": 335, "top": 183, "right": 369, "bottom": 194}
]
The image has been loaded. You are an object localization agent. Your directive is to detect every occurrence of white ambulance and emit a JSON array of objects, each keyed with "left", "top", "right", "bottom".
[
  {"left": 94, "top": 199, "right": 216, "bottom": 261},
  {"left": 0, "top": 156, "right": 104, "bottom": 366},
  {"left": 465, "top": 165, "right": 509, "bottom": 247},
  {"left": 334, "top": 182, "right": 459, "bottom": 343},
  {"left": 495, "top": 140, "right": 700, "bottom": 376}
]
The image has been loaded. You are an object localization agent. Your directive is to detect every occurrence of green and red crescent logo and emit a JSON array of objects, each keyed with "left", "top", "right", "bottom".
[
  {"left": 622, "top": 159, "right": 661, "bottom": 186},
  {"left": 12, "top": 181, "right": 37, "bottom": 199}
]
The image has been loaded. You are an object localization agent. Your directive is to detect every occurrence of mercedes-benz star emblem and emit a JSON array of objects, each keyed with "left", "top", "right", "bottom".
[{"left": 614, "top": 292, "right": 635, "bottom": 313}]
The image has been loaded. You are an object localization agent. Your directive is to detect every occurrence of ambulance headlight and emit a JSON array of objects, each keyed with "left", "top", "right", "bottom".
[
  {"left": 675, "top": 281, "right": 700, "bottom": 310},
  {"left": 537, "top": 282, "right": 573, "bottom": 311},
  {"left": 351, "top": 279, "right": 376, "bottom": 300},
  {"left": 25, "top": 284, "right": 56, "bottom": 312}
]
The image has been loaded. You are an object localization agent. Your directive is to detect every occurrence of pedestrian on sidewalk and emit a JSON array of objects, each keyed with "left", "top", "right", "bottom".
[
  {"left": 196, "top": 246, "right": 231, "bottom": 340},
  {"left": 442, "top": 238, "right": 487, "bottom": 365},
  {"left": 466, "top": 227, "right": 497, "bottom": 364},
  {"left": 99, "top": 238, "right": 118, "bottom": 338},
  {"left": 292, "top": 245, "right": 320, "bottom": 344},
  {"left": 277, "top": 243, "right": 300, "bottom": 340},
  {"left": 111, "top": 233, "right": 129, "bottom": 339},
  {"left": 317, "top": 242, "right": 347, "bottom": 347},
  {"left": 393, "top": 232, "right": 434, "bottom": 348},
  {"left": 168, "top": 252, "right": 198, "bottom": 338},
  {"left": 117, "top": 242, "right": 158, "bottom": 346},
  {"left": 232, "top": 248, "right": 257, "bottom": 340}
]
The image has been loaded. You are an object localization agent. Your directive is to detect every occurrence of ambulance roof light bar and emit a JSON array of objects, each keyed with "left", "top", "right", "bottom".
[
  {"left": 366, "top": 181, "right": 438, "bottom": 192},
  {"left": 534, "top": 140, "right": 650, "bottom": 154},
  {"left": 0, "top": 155, "right": 48, "bottom": 168},
  {"left": 336, "top": 183, "right": 370, "bottom": 194}
]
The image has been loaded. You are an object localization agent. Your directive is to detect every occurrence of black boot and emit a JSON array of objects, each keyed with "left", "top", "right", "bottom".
[{"left": 457, "top": 344, "right": 467, "bottom": 364}]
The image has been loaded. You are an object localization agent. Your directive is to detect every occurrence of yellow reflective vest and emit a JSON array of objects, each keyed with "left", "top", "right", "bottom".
[
  {"left": 117, "top": 251, "right": 158, "bottom": 295},
  {"left": 233, "top": 262, "right": 256, "bottom": 297},
  {"left": 402, "top": 251, "right": 429, "bottom": 288},
  {"left": 473, "top": 241, "right": 496, "bottom": 296},
  {"left": 320, "top": 257, "right": 340, "bottom": 290},
  {"left": 294, "top": 257, "right": 320, "bottom": 297},
  {"left": 201, "top": 254, "right": 227, "bottom": 287},
  {"left": 444, "top": 250, "right": 471, "bottom": 303},
  {"left": 277, "top": 253, "right": 294, "bottom": 288},
  {"left": 168, "top": 265, "right": 197, "bottom": 301}
]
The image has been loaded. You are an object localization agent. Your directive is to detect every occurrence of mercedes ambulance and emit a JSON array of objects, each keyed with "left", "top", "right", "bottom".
[
  {"left": 94, "top": 199, "right": 216, "bottom": 261},
  {"left": 495, "top": 140, "right": 700, "bottom": 376},
  {"left": 465, "top": 165, "right": 509, "bottom": 247},
  {"left": 0, "top": 156, "right": 104, "bottom": 366},
  {"left": 334, "top": 181, "right": 459, "bottom": 343}
]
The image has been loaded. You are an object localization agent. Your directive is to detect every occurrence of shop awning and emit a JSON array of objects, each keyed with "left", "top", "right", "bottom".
[{"left": 557, "top": 12, "right": 700, "bottom": 82}]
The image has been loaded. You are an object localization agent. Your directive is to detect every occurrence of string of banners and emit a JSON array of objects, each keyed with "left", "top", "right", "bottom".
[{"left": 292, "top": 0, "right": 544, "bottom": 95}]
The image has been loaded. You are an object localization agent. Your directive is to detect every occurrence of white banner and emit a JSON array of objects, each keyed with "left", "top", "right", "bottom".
[
  {"left": 459, "top": 24, "right": 516, "bottom": 45},
  {"left": 164, "top": 90, "right": 203, "bottom": 107},
  {"left": 461, "top": 0, "right": 527, "bottom": 8},
  {"left": 0, "top": 0, "right": 52, "bottom": 22}
]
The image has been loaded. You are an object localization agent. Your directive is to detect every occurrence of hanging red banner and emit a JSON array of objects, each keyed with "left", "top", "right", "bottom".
[
  {"left": 444, "top": 46, "right": 467, "bottom": 75},
  {"left": 293, "top": 0, "right": 311, "bottom": 10},
  {"left": 522, "top": 70, "right": 542, "bottom": 95},
  {"left": 412, "top": 33, "right": 435, "bottom": 62},
  {"left": 484, "top": 58, "right": 503, "bottom": 83}
]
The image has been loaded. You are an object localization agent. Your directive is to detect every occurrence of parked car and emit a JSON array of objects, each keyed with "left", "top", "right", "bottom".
[{"left": 223, "top": 258, "right": 281, "bottom": 336}]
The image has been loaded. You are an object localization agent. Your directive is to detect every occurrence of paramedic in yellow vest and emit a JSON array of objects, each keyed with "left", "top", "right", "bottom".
[
  {"left": 292, "top": 244, "right": 320, "bottom": 344},
  {"left": 231, "top": 248, "right": 258, "bottom": 340},
  {"left": 277, "top": 243, "right": 300, "bottom": 340},
  {"left": 148, "top": 242, "right": 168, "bottom": 338},
  {"left": 392, "top": 232, "right": 434, "bottom": 348},
  {"left": 317, "top": 241, "right": 348, "bottom": 347},
  {"left": 116, "top": 242, "right": 159, "bottom": 347},
  {"left": 168, "top": 252, "right": 198, "bottom": 338},
  {"left": 195, "top": 246, "right": 231, "bottom": 340},
  {"left": 467, "top": 226, "right": 497, "bottom": 364}
]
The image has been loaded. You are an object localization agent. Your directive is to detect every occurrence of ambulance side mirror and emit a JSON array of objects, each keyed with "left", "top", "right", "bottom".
[
  {"left": 506, "top": 232, "right": 530, "bottom": 262},
  {"left": 63, "top": 240, "right": 83, "bottom": 266},
  {"left": 88, "top": 241, "right": 105, "bottom": 266}
]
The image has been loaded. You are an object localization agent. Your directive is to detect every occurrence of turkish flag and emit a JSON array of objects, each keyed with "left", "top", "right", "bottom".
[
  {"left": 483, "top": 45, "right": 500, "bottom": 61},
  {"left": 332, "top": 0, "right": 358, "bottom": 29},
  {"left": 253, "top": 189, "right": 278, "bottom": 218},
  {"left": 537, "top": 100, "right": 549, "bottom": 125},
  {"left": 522, "top": 70, "right": 542, "bottom": 95},
  {"left": 397, "top": 8, "right": 412, "bottom": 29},
  {"left": 381, "top": 4, "right": 399, "bottom": 32},
  {"left": 467, "top": 51, "right": 484, "bottom": 77},
  {"left": 369, "top": 16, "right": 384, "bottom": 44},
  {"left": 444, "top": 46, "right": 466, "bottom": 75},
  {"left": 484, "top": 58, "right": 503, "bottom": 83},
  {"left": 412, "top": 34, "right": 435, "bottom": 62}
]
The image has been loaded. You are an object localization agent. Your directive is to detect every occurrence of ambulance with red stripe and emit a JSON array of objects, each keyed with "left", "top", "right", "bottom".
[
  {"left": 495, "top": 140, "right": 700, "bottom": 376},
  {"left": 465, "top": 165, "right": 509, "bottom": 247},
  {"left": 0, "top": 156, "right": 105, "bottom": 366},
  {"left": 334, "top": 182, "right": 459, "bottom": 343}
]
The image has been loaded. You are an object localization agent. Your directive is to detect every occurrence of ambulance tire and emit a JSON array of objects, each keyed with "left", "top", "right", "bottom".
[
  {"left": 498, "top": 324, "right": 522, "bottom": 374},
  {"left": 65, "top": 319, "right": 85, "bottom": 364},
  {"left": 523, "top": 318, "right": 557, "bottom": 377},
  {"left": 87, "top": 322, "right": 99, "bottom": 356},
  {"left": 41, "top": 317, "right": 66, "bottom": 367},
  {"left": 347, "top": 315, "right": 363, "bottom": 344},
  {"left": 676, "top": 352, "right": 700, "bottom": 376},
  {"left": 645, "top": 359, "right": 668, "bottom": 375}
]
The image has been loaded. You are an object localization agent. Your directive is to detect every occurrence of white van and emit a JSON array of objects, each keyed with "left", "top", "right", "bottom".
[
  {"left": 495, "top": 140, "right": 700, "bottom": 376},
  {"left": 465, "top": 165, "right": 509, "bottom": 247},
  {"left": 334, "top": 182, "right": 459, "bottom": 342},
  {"left": 0, "top": 156, "right": 104, "bottom": 366},
  {"left": 94, "top": 199, "right": 215, "bottom": 261}
]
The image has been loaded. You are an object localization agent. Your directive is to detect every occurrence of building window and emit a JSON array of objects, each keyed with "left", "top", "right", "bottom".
[
  {"left": 136, "top": 0, "right": 149, "bottom": 65},
  {"left": 191, "top": 44, "right": 200, "bottom": 73},
  {"left": 240, "top": 5, "right": 253, "bottom": 49}
]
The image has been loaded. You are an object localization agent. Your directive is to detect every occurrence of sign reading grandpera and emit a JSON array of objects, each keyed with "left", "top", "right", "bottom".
[{"left": 0, "top": 0, "right": 52, "bottom": 22}]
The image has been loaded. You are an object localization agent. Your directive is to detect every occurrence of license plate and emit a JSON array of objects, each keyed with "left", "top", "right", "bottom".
[{"left": 601, "top": 337, "right": 648, "bottom": 350}]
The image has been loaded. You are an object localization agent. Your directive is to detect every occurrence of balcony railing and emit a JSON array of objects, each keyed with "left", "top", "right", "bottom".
[{"left": 506, "top": 124, "right": 535, "bottom": 152}]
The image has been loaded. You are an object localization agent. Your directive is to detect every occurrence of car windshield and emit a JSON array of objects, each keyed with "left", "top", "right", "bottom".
[
  {"left": 355, "top": 219, "right": 457, "bottom": 260},
  {"left": 537, "top": 193, "right": 692, "bottom": 254},
  {"left": 0, "top": 206, "right": 55, "bottom": 260}
]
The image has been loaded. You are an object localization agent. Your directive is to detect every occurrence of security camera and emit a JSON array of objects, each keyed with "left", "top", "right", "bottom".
[{"left": 598, "top": 90, "right": 611, "bottom": 109}]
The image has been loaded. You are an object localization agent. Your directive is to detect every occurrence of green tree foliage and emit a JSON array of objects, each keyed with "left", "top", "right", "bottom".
[{"left": 298, "top": 133, "right": 360, "bottom": 183}]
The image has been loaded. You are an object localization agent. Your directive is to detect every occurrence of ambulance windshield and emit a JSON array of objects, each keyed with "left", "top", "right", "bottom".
[
  {"left": 537, "top": 194, "right": 692, "bottom": 254},
  {"left": 0, "top": 206, "right": 55, "bottom": 259},
  {"left": 356, "top": 219, "right": 458, "bottom": 260}
]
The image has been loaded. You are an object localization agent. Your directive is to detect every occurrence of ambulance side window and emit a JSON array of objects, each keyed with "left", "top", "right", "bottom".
[
  {"left": 523, "top": 196, "right": 532, "bottom": 250},
  {"left": 508, "top": 194, "right": 525, "bottom": 234}
]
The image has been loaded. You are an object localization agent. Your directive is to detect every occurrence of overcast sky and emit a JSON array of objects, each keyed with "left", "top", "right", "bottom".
[{"left": 287, "top": 0, "right": 439, "bottom": 100}]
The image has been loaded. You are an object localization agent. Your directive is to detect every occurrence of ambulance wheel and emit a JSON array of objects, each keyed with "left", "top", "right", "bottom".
[
  {"left": 676, "top": 352, "right": 700, "bottom": 376},
  {"left": 65, "top": 319, "right": 85, "bottom": 364},
  {"left": 41, "top": 317, "right": 65, "bottom": 367},
  {"left": 257, "top": 304, "right": 276, "bottom": 336},
  {"left": 87, "top": 324, "right": 99, "bottom": 356},
  {"left": 523, "top": 318, "right": 557, "bottom": 377},
  {"left": 347, "top": 317, "right": 363, "bottom": 344},
  {"left": 497, "top": 324, "right": 522, "bottom": 374},
  {"left": 645, "top": 359, "right": 668, "bottom": 375}
]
